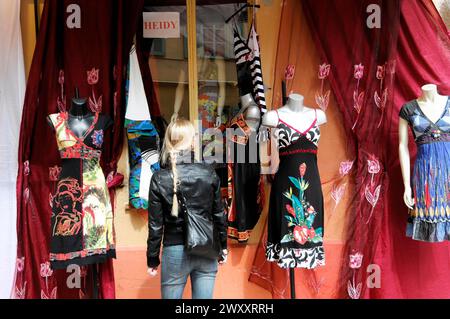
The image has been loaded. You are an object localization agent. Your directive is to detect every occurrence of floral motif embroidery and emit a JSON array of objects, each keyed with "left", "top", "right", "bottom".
[
  {"left": 331, "top": 184, "right": 346, "bottom": 209},
  {"left": 87, "top": 67, "right": 102, "bottom": 112},
  {"left": 24, "top": 188, "right": 30, "bottom": 203},
  {"left": 23, "top": 161, "right": 30, "bottom": 176},
  {"left": 349, "top": 251, "right": 363, "bottom": 269},
  {"left": 87, "top": 68, "right": 99, "bottom": 85},
  {"left": 57, "top": 70, "right": 66, "bottom": 112},
  {"left": 315, "top": 63, "right": 331, "bottom": 111},
  {"left": 318, "top": 63, "right": 331, "bottom": 80},
  {"left": 16, "top": 257, "right": 25, "bottom": 272},
  {"left": 348, "top": 251, "right": 363, "bottom": 299},
  {"left": 281, "top": 163, "right": 323, "bottom": 245},
  {"left": 365, "top": 184, "right": 381, "bottom": 224},
  {"left": 40, "top": 262, "right": 53, "bottom": 278},
  {"left": 352, "top": 63, "right": 365, "bottom": 131},
  {"left": 374, "top": 63, "right": 388, "bottom": 128},
  {"left": 15, "top": 282, "right": 27, "bottom": 299},
  {"left": 15, "top": 257, "right": 27, "bottom": 299},
  {"left": 339, "top": 160, "right": 354, "bottom": 176},
  {"left": 354, "top": 63, "right": 364, "bottom": 80},
  {"left": 285, "top": 64, "right": 295, "bottom": 80},
  {"left": 40, "top": 262, "right": 56, "bottom": 299},
  {"left": 91, "top": 130, "right": 104, "bottom": 148}
]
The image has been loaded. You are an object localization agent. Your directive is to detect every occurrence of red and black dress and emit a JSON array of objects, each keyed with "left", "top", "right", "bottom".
[
  {"left": 266, "top": 110, "right": 325, "bottom": 269},
  {"left": 48, "top": 112, "right": 116, "bottom": 269},
  {"left": 227, "top": 113, "right": 264, "bottom": 242}
]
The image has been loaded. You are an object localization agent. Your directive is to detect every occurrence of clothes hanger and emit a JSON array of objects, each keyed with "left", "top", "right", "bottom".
[{"left": 225, "top": 2, "right": 260, "bottom": 24}]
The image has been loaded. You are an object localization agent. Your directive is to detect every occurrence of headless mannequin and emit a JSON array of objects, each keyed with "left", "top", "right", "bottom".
[
  {"left": 261, "top": 93, "right": 327, "bottom": 299},
  {"left": 46, "top": 89, "right": 107, "bottom": 299},
  {"left": 398, "top": 84, "right": 448, "bottom": 209},
  {"left": 238, "top": 93, "right": 261, "bottom": 131},
  {"left": 262, "top": 93, "right": 327, "bottom": 128}
]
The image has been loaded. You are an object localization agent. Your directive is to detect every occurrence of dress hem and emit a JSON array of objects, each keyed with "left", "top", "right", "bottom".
[
  {"left": 265, "top": 243, "right": 325, "bottom": 269},
  {"left": 406, "top": 219, "right": 450, "bottom": 242}
]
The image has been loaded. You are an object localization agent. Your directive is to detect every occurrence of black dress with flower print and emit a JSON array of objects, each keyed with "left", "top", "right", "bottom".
[
  {"left": 266, "top": 110, "right": 325, "bottom": 269},
  {"left": 47, "top": 112, "right": 116, "bottom": 270}
]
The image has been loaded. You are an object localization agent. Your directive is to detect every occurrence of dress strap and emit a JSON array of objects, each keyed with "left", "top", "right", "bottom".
[{"left": 275, "top": 109, "right": 280, "bottom": 126}]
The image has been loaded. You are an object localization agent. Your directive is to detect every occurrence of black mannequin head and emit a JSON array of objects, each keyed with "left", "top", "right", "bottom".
[
  {"left": 67, "top": 88, "right": 94, "bottom": 138},
  {"left": 69, "top": 88, "right": 90, "bottom": 117}
]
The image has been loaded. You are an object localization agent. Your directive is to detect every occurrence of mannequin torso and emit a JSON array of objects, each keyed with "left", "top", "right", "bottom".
[
  {"left": 260, "top": 93, "right": 327, "bottom": 175},
  {"left": 262, "top": 93, "right": 327, "bottom": 129},
  {"left": 66, "top": 98, "right": 95, "bottom": 138},
  {"left": 415, "top": 84, "right": 448, "bottom": 123}
]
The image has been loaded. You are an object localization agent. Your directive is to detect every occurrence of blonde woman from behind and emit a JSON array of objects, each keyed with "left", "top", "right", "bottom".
[{"left": 146, "top": 117, "right": 228, "bottom": 299}]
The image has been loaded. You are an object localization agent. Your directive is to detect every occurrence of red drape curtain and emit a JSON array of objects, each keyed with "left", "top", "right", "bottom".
[
  {"left": 15, "top": 0, "right": 143, "bottom": 299},
  {"left": 301, "top": 0, "right": 450, "bottom": 299}
]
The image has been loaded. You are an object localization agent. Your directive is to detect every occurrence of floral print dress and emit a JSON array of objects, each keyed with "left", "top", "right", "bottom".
[
  {"left": 48, "top": 112, "right": 116, "bottom": 269},
  {"left": 266, "top": 110, "right": 325, "bottom": 269},
  {"left": 400, "top": 97, "right": 450, "bottom": 242}
]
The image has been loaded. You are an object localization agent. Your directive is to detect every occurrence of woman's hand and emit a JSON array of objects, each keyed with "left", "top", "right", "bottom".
[
  {"left": 218, "top": 249, "right": 228, "bottom": 265},
  {"left": 147, "top": 267, "right": 158, "bottom": 277}
]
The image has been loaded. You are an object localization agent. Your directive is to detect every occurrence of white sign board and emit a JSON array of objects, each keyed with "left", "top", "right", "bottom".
[{"left": 143, "top": 12, "right": 180, "bottom": 38}]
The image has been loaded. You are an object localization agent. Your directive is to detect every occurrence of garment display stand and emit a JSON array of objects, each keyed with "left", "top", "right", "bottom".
[
  {"left": 92, "top": 264, "right": 99, "bottom": 299},
  {"left": 289, "top": 269, "right": 296, "bottom": 299}
]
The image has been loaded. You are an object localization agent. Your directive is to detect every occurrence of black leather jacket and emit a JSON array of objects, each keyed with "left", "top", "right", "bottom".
[{"left": 147, "top": 163, "right": 227, "bottom": 267}]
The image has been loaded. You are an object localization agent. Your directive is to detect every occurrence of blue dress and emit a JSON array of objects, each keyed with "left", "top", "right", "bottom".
[{"left": 399, "top": 97, "right": 450, "bottom": 242}]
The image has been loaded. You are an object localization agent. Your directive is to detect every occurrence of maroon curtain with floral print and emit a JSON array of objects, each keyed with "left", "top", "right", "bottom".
[
  {"left": 302, "top": 0, "right": 450, "bottom": 299},
  {"left": 15, "top": 0, "right": 143, "bottom": 299}
]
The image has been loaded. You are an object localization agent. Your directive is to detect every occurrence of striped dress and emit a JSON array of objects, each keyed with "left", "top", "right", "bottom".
[{"left": 233, "top": 24, "right": 266, "bottom": 113}]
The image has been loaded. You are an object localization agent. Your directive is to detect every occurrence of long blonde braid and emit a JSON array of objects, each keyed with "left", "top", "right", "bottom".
[
  {"left": 169, "top": 150, "right": 179, "bottom": 217},
  {"left": 161, "top": 117, "right": 195, "bottom": 217}
]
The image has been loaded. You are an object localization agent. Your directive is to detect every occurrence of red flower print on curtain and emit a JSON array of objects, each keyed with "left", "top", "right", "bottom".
[{"left": 315, "top": 63, "right": 331, "bottom": 111}]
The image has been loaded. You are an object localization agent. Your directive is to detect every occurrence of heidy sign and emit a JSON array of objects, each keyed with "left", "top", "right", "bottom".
[{"left": 143, "top": 12, "right": 180, "bottom": 38}]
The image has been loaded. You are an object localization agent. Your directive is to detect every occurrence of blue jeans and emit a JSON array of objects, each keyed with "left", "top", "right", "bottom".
[{"left": 161, "top": 245, "right": 218, "bottom": 299}]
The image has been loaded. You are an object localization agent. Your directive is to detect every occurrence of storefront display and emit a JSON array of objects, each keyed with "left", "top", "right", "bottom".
[{"left": 6, "top": 0, "right": 450, "bottom": 301}]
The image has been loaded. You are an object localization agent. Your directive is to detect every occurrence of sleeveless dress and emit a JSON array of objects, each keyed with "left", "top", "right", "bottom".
[
  {"left": 48, "top": 112, "right": 116, "bottom": 269},
  {"left": 266, "top": 109, "right": 325, "bottom": 269},
  {"left": 226, "top": 113, "right": 263, "bottom": 242},
  {"left": 399, "top": 97, "right": 450, "bottom": 242}
]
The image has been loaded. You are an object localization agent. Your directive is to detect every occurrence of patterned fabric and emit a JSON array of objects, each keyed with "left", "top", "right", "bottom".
[
  {"left": 277, "top": 110, "right": 321, "bottom": 148},
  {"left": 48, "top": 112, "right": 115, "bottom": 269},
  {"left": 400, "top": 97, "right": 450, "bottom": 242},
  {"left": 266, "top": 110, "right": 325, "bottom": 269},
  {"left": 266, "top": 244, "right": 324, "bottom": 269},
  {"left": 125, "top": 119, "right": 160, "bottom": 209},
  {"left": 226, "top": 113, "right": 263, "bottom": 243},
  {"left": 233, "top": 24, "right": 266, "bottom": 113}
]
